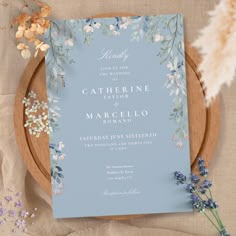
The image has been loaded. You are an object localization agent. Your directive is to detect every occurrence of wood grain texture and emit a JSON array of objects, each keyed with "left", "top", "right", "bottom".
[{"left": 14, "top": 13, "right": 220, "bottom": 220}]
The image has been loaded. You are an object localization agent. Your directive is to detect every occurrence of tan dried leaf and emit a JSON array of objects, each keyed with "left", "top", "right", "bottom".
[
  {"left": 14, "top": 13, "right": 31, "bottom": 26},
  {"left": 40, "top": 44, "right": 50, "bottom": 51},
  {"left": 17, "top": 43, "right": 27, "bottom": 50},
  {"left": 30, "top": 23, "right": 37, "bottom": 32},
  {"left": 16, "top": 30, "right": 24, "bottom": 39},
  {"left": 36, "top": 24, "right": 44, "bottom": 34},
  {"left": 21, "top": 49, "right": 31, "bottom": 59},
  {"left": 24, "top": 29, "right": 34, "bottom": 39}
]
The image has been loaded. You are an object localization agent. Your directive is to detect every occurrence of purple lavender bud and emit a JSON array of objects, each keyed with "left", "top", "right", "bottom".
[
  {"left": 191, "top": 174, "right": 200, "bottom": 184},
  {"left": 198, "top": 157, "right": 205, "bottom": 167},
  {"left": 186, "top": 183, "right": 196, "bottom": 193},
  {"left": 201, "top": 180, "right": 212, "bottom": 189},
  {"left": 199, "top": 166, "right": 209, "bottom": 177},
  {"left": 191, "top": 194, "right": 207, "bottom": 210},
  {"left": 191, "top": 194, "right": 200, "bottom": 209},
  {"left": 199, "top": 187, "right": 207, "bottom": 194},
  {"left": 206, "top": 199, "right": 218, "bottom": 209},
  {"left": 197, "top": 157, "right": 209, "bottom": 177},
  {"left": 220, "top": 230, "right": 230, "bottom": 236},
  {"left": 202, "top": 200, "right": 208, "bottom": 209},
  {"left": 174, "top": 171, "right": 187, "bottom": 184},
  {"left": 191, "top": 194, "right": 199, "bottom": 202}
]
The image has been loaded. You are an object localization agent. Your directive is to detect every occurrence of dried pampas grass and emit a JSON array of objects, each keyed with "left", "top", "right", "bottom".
[{"left": 193, "top": 0, "right": 236, "bottom": 106}]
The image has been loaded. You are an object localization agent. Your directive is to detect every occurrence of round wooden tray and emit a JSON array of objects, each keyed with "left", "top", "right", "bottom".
[{"left": 14, "top": 13, "right": 220, "bottom": 220}]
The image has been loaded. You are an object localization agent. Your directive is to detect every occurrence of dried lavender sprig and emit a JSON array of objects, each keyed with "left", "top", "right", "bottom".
[
  {"left": 174, "top": 157, "right": 230, "bottom": 236},
  {"left": 198, "top": 158, "right": 226, "bottom": 231},
  {"left": 197, "top": 158, "right": 227, "bottom": 234}
]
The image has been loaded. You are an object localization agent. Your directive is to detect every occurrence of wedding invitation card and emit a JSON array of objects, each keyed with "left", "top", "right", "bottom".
[{"left": 45, "top": 14, "right": 192, "bottom": 218}]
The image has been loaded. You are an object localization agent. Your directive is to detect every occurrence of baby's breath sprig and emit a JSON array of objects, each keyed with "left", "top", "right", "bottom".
[
  {"left": 14, "top": 1, "right": 51, "bottom": 59},
  {"left": 22, "top": 90, "right": 52, "bottom": 137},
  {"left": 174, "top": 158, "right": 230, "bottom": 236}
]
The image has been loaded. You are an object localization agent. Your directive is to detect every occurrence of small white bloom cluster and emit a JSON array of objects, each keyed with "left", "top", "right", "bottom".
[
  {"left": 154, "top": 33, "right": 164, "bottom": 42},
  {"left": 83, "top": 24, "right": 94, "bottom": 33},
  {"left": 120, "top": 17, "right": 131, "bottom": 29},
  {"left": 83, "top": 22, "right": 101, "bottom": 33},
  {"left": 83, "top": 17, "right": 132, "bottom": 37},
  {"left": 22, "top": 90, "right": 52, "bottom": 137},
  {"left": 51, "top": 141, "right": 65, "bottom": 161}
]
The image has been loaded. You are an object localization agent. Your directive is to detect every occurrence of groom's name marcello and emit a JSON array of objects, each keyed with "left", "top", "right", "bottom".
[{"left": 85, "top": 110, "right": 149, "bottom": 120}]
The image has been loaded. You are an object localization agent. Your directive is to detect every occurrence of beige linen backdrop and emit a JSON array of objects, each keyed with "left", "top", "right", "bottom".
[{"left": 1, "top": 0, "right": 236, "bottom": 235}]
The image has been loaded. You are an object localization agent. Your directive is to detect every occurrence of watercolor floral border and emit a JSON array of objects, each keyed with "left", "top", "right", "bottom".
[{"left": 45, "top": 14, "right": 188, "bottom": 195}]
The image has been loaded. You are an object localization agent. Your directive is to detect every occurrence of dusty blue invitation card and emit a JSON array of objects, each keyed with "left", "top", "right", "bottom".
[{"left": 45, "top": 14, "right": 191, "bottom": 218}]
